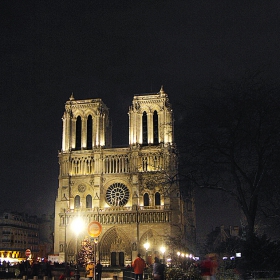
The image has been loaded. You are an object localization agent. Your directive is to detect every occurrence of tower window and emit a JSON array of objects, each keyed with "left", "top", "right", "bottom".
[
  {"left": 74, "top": 195, "right": 80, "bottom": 208},
  {"left": 144, "top": 193, "right": 149, "bottom": 206},
  {"left": 155, "top": 192, "right": 161, "bottom": 205},
  {"left": 86, "top": 115, "right": 93, "bottom": 149},
  {"left": 86, "top": 195, "right": 92, "bottom": 208},
  {"left": 76, "top": 116, "right": 82, "bottom": 150},
  {"left": 142, "top": 111, "right": 148, "bottom": 145},
  {"left": 153, "top": 111, "right": 159, "bottom": 144}
]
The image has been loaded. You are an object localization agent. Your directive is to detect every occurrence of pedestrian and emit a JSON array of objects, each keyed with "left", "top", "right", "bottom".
[
  {"left": 200, "top": 256, "right": 212, "bottom": 280},
  {"left": 64, "top": 263, "right": 71, "bottom": 280},
  {"left": 31, "top": 260, "right": 40, "bottom": 277},
  {"left": 95, "top": 260, "right": 103, "bottom": 280},
  {"left": 210, "top": 255, "right": 218, "bottom": 280},
  {"left": 46, "top": 261, "right": 52, "bottom": 279},
  {"left": 152, "top": 257, "right": 164, "bottom": 280},
  {"left": 132, "top": 253, "right": 146, "bottom": 280},
  {"left": 86, "top": 260, "right": 94, "bottom": 280}
]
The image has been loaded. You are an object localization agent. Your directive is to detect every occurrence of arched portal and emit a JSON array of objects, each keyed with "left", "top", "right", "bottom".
[{"left": 99, "top": 227, "right": 131, "bottom": 267}]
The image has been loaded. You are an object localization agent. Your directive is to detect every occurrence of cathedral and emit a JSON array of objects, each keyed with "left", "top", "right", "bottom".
[{"left": 53, "top": 86, "right": 196, "bottom": 266}]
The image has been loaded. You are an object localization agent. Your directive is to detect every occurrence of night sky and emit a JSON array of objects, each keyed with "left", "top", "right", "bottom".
[{"left": 1, "top": 1, "right": 280, "bottom": 240}]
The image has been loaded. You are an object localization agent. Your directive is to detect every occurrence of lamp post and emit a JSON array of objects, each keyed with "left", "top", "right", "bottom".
[
  {"left": 177, "top": 252, "right": 180, "bottom": 267},
  {"left": 160, "top": 246, "right": 166, "bottom": 280},
  {"left": 160, "top": 246, "right": 166, "bottom": 264},
  {"left": 143, "top": 242, "right": 150, "bottom": 265},
  {"left": 71, "top": 217, "right": 84, "bottom": 280},
  {"left": 93, "top": 238, "right": 98, "bottom": 280}
]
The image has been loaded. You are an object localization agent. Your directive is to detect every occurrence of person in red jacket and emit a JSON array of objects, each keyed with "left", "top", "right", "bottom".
[
  {"left": 200, "top": 256, "right": 212, "bottom": 280},
  {"left": 132, "top": 253, "right": 146, "bottom": 280}
]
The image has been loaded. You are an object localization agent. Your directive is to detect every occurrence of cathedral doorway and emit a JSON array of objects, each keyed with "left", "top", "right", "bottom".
[
  {"left": 99, "top": 227, "right": 131, "bottom": 267},
  {"left": 110, "top": 251, "right": 124, "bottom": 266}
]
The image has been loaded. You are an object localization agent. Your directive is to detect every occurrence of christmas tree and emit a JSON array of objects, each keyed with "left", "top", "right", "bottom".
[{"left": 78, "top": 238, "right": 93, "bottom": 267}]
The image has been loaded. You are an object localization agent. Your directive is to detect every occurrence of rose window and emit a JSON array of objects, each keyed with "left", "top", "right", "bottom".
[{"left": 106, "top": 183, "right": 129, "bottom": 206}]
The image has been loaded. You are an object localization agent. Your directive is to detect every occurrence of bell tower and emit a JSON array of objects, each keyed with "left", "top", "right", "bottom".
[
  {"left": 128, "top": 86, "right": 173, "bottom": 146},
  {"left": 61, "top": 93, "right": 112, "bottom": 152}
]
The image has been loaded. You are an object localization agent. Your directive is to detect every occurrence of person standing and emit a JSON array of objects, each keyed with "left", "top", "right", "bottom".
[
  {"left": 86, "top": 261, "right": 94, "bottom": 280},
  {"left": 210, "top": 255, "right": 218, "bottom": 280},
  {"left": 132, "top": 253, "right": 146, "bottom": 280},
  {"left": 152, "top": 257, "right": 164, "bottom": 280},
  {"left": 95, "top": 260, "right": 103, "bottom": 280},
  {"left": 200, "top": 256, "right": 212, "bottom": 280},
  {"left": 64, "top": 263, "right": 71, "bottom": 280}
]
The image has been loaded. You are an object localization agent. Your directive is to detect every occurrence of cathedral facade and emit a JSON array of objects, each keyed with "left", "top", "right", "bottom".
[{"left": 53, "top": 87, "right": 196, "bottom": 266}]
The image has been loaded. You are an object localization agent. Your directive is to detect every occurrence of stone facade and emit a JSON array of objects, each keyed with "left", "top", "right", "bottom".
[
  {"left": 53, "top": 87, "right": 196, "bottom": 266},
  {"left": 0, "top": 211, "right": 39, "bottom": 262}
]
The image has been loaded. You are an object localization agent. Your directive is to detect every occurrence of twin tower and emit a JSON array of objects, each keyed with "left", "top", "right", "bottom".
[{"left": 54, "top": 87, "right": 196, "bottom": 266}]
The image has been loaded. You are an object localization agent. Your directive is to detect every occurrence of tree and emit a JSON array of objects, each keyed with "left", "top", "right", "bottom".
[
  {"left": 177, "top": 73, "right": 280, "bottom": 242},
  {"left": 78, "top": 238, "right": 93, "bottom": 267}
]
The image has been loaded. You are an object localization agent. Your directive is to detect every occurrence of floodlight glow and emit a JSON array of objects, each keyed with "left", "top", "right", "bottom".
[
  {"left": 71, "top": 217, "right": 84, "bottom": 235},
  {"left": 144, "top": 242, "right": 150, "bottom": 251}
]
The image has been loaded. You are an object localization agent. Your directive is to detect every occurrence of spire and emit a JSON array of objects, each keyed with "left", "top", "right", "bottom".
[
  {"left": 159, "top": 85, "right": 165, "bottom": 95},
  {"left": 69, "top": 92, "right": 75, "bottom": 101}
]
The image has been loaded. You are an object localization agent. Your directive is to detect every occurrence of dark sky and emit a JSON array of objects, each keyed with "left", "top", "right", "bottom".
[{"left": 1, "top": 1, "right": 280, "bottom": 240}]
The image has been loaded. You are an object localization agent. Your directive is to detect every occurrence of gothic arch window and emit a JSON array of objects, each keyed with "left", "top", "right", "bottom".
[
  {"left": 76, "top": 116, "right": 82, "bottom": 150},
  {"left": 153, "top": 111, "right": 159, "bottom": 144},
  {"left": 144, "top": 193, "right": 149, "bottom": 206},
  {"left": 142, "top": 156, "right": 148, "bottom": 171},
  {"left": 86, "top": 195, "right": 92, "bottom": 208},
  {"left": 142, "top": 111, "right": 148, "bottom": 145},
  {"left": 74, "top": 195, "right": 80, "bottom": 208},
  {"left": 86, "top": 115, "right": 93, "bottom": 149},
  {"left": 155, "top": 192, "right": 161, "bottom": 206}
]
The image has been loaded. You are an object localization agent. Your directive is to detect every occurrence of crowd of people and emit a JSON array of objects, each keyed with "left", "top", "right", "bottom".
[
  {"left": 130, "top": 252, "right": 220, "bottom": 280},
  {"left": 0, "top": 253, "right": 219, "bottom": 280},
  {"left": 132, "top": 253, "right": 165, "bottom": 280}
]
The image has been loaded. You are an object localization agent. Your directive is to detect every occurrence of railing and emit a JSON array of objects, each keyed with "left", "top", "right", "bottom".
[
  {"left": 61, "top": 207, "right": 171, "bottom": 226},
  {"left": 69, "top": 205, "right": 167, "bottom": 213}
]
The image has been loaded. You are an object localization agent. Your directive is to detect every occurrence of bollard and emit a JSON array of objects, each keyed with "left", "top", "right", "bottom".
[
  {"left": 43, "top": 276, "right": 48, "bottom": 280},
  {"left": 33, "top": 276, "right": 38, "bottom": 280},
  {"left": 22, "top": 276, "right": 27, "bottom": 280}
]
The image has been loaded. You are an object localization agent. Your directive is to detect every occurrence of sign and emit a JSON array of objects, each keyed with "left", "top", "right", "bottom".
[
  {"left": 25, "top": 249, "right": 31, "bottom": 258},
  {"left": 87, "top": 221, "right": 102, "bottom": 237}
]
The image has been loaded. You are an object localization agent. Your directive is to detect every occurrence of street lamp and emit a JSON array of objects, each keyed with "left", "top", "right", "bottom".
[
  {"left": 177, "top": 252, "right": 180, "bottom": 267},
  {"left": 93, "top": 238, "right": 98, "bottom": 280},
  {"left": 160, "top": 246, "right": 166, "bottom": 280},
  {"left": 143, "top": 242, "right": 150, "bottom": 264},
  {"left": 71, "top": 217, "right": 84, "bottom": 280},
  {"left": 160, "top": 246, "right": 166, "bottom": 264}
]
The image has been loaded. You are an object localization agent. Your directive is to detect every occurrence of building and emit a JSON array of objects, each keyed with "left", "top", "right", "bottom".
[
  {"left": 54, "top": 87, "right": 196, "bottom": 265},
  {"left": 38, "top": 214, "right": 54, "bottom": 260},
  {"left": 0, "top": 211, "right": 39, "bottom": 263}
]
